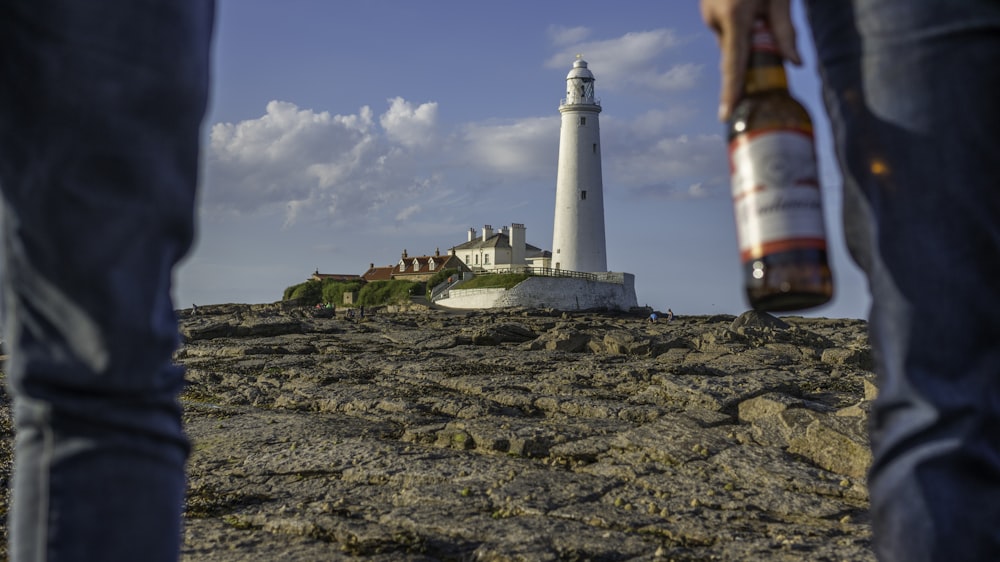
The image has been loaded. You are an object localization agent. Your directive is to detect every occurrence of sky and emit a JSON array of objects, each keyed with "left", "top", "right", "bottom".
[{"left": 177, "top": 0, "right": 872, "bottom": 320}]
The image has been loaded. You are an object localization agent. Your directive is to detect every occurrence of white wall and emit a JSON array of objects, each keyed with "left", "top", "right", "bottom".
[
  {"left": 437, "top": 287, "right": 506, "bottom": 309},
  {"left": 440, "top": 274, "right": 637, "bottom": 311}
]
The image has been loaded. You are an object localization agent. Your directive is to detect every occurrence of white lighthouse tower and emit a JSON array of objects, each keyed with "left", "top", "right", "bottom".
[{"left": 551, "top": 56, "right": 607, "bottom": 273}]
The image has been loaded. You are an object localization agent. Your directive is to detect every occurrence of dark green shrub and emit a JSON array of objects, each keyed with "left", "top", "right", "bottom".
[
  {"left": 284, "top": 278, "right": 423, "bottom": 308},
  {"left": 357, "top": 280, "right": 420, "bottom": 307},
  {"left": 322, "top": 280, "right": 363, "bottom": 305},
  {"left": 283, "top": 280, "right": 323, "bottom": 305}
]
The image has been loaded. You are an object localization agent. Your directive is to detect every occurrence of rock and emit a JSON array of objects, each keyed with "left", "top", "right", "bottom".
[
  {"left": 469, "top": 323, "right": 537, "bottom": 346},
  {"left": 0, "top": 304, "right": 878, "bottom": 561},
  {"left": 592, "top": 330, "right": 652, "bottom": 356},
  {"left": 788, "top": 415, "right": 872, "bottom": 479},
  {"left": 730, "top": 310, "right": 790, "bottom": 332},
  {"left": 822, "top": 346, "right": 875, "bottom": 369},
  {"left": 523, "top": 327, "right": 592, "bottom": 352}
]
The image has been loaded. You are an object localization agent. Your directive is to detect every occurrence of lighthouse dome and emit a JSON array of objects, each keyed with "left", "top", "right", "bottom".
[{"left": 566, "top": 59, "right": 595, "bottom": 80}]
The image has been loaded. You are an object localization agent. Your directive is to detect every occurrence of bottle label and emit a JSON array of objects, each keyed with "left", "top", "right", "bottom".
[{"left": 729, "top": 129, "right": 827, "bottom": 263}]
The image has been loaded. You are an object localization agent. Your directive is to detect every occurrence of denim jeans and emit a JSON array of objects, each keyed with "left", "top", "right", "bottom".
[
  {"left": 805, "top": 1, "right": 1000, "bottom": 560},
  {"left": 0, "top": 1, "right": 213, "bottom": 560}
]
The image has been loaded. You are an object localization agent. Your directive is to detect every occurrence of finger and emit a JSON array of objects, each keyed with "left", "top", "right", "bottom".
[
  {"left": 718, "top": 19, "right": 750, "bottom": 121},
  {"left": 768, "top": 0, "right": 801, "bottom": 65}
]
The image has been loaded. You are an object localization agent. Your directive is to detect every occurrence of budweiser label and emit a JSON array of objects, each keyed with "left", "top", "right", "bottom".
[{"left": 729, "top": 129, "right": 827, "bottom": 262}]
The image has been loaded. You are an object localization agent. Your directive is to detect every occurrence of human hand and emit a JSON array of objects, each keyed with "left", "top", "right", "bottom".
[{"left": 700, "top": 0, "right": 801, "bottom": 121}]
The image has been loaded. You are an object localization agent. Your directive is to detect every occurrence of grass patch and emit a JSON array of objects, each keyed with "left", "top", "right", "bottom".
[{"left": 459, "top": 274, "right": 529, "bottom": 290}]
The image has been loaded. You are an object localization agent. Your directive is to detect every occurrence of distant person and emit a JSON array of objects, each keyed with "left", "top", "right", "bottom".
[
  {"left": 666, "top": 309, "right": 674, "bottom": 323},
  {"left": 648, "top": 312, "right": 658, "bottom": 323},
  {"left": 0, "top": 2, "right": 215, "bottom": 561},
  {"left": 702, "top": 0, "right": 1000, "bottom": 559}
]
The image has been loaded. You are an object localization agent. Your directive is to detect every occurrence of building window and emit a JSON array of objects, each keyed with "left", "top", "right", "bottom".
[
  {"left": 399, "top": 261, "right": 406, "bottom": 272},
  {"left": 465, "top": 254, "right": 470, "bottom": 264},
  {"left": 475, "top": 255, "right": 479, "bottom": 265},
  {"left": 484, "top": 254, "right": 490, "bottom": 265},
  {"left": 581, "top": 190, "right": 587, "bottom": 200},
  {"left": 580, "top": 117, "right": 586, "bottom": 126}
]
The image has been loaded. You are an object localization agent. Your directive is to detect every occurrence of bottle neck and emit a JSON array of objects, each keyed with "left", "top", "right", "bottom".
[{"left": 744, "top": 20, "right": 789, "bottom": 95}]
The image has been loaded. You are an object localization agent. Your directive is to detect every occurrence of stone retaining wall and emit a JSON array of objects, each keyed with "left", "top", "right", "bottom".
[{"left": 441, "top": 273, "right": 638, "bottom": 311}]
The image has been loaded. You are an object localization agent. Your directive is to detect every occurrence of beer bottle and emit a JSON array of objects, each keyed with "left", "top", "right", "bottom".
[{"left": 727, "top": 18, "right": 833, "bottom": 311}]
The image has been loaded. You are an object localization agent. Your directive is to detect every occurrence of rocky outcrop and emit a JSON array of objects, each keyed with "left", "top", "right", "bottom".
[
  {"left": 0, "top": 304, "right": 877, "bottom": 561},
  {"left": 169, "top": 304, "right": 876, "bottom": 561}
]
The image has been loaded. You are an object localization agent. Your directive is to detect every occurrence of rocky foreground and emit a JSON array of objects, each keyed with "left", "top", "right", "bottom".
[
  {"left": 0, "top": 302, "right": 877, "bottom": 561},
  {"left": 174, "top": 302, "right": 875, "bottom": 561}
]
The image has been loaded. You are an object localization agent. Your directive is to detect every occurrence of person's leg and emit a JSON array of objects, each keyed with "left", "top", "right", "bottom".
[
  {"left": 0, "top": 1, "right": 213, "bottom": 559},
  {"left": 806, "top": 1, "right": 1000, "bottom": 559}
]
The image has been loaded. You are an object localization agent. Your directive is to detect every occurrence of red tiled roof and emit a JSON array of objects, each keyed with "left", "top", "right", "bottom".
[
  {"left": 362, "top": 266, "right": 394, "bottom": 281},
  {"left": 311, "top": 273, "right": 362, "bottom": 282},
  {"left": 392, "top": 254, "right": 468, "bottom": 276}
]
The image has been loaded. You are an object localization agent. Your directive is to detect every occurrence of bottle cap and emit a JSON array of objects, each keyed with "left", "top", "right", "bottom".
[{"left": 751, "top": 20, "right": 779, "bottom": 55}]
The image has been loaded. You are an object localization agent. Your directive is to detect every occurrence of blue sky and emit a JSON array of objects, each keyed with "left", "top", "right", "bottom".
[{"left": 177, "top": 0, "right": 871, "bottom": 320}]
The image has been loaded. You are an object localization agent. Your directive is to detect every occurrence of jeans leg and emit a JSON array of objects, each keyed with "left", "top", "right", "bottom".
[
  {"left": 0, "top": 1, "right": 214, "bottom": 560},
  {"left": 805, "top": 1, "right": 1000, "bottom": 560}
]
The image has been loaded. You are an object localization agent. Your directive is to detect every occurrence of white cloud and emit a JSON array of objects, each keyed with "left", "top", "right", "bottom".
[
  {"left": 203, "top": 87, "right": 723, "bottom": 233},
  {"left": 603, "top": 119, "right": 729, "bottom": 200},
  {"left": 395, "top": 204, "right": 421, "bottom": 221},
  {"left": 205, "top": 99, "right": 441, "bottom": 226},
  {"left": 380, "top": 97, "right": 438, "bottom": 148},
  {"left": 627, "top": 107, "right": 700, "bottom": 137},
  {"left": 548, "top": 25, "right": 590, "bottom": 46},
  {"left": 457, "top": 117, "right": 559, "bottom": 179},
  {"left": 545, "top": 28, "right": 702, "bottom": 94}
]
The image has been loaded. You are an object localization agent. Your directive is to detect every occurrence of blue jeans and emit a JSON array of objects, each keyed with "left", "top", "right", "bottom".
[
  {"left": 805, "top": 1, "right": 1000, "bottom": 560},
  {"left": 0, "top": 1, "right": 213, "bottom": 560}
]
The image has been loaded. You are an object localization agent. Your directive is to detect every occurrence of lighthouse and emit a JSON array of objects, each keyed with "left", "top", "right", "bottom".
[{"left": 551, "top": 56, "right": 607, "bottom": 273}]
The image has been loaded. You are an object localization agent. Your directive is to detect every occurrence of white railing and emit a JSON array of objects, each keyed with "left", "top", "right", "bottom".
[{"left": 559, "top": 97, "right": 601, "bottom": 107}]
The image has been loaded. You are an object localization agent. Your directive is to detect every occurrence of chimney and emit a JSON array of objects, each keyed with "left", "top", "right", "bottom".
[
  {"left": 369, "top": 263, "right": 374, "bottom": 269},
  {"left": 468, "top": 227, "right": 476, "bottom": 242},
  {"left": 435, "top": 247, "right": 440, "bottom": 257},
  {"left": 482, "top": 224, "right": 493, "bottom": 241},
  {"left": 511, "top": 223, "right": 526, "bottom": 265},
  {"left": 402, "top": 249, "right": 408, "bottom": 259}
]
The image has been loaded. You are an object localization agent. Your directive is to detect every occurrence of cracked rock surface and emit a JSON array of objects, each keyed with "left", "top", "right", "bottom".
[
  {"left": 175, "top": 303, "right": 875, "bottom": 561},
  {"left": 0, "top": 302, "right": 877, "bottom": 560}
]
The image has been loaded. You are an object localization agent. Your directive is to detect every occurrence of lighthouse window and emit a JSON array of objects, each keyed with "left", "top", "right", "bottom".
[
  {"left": 579, "top": 117, "right": 586, "bottom": 126},
  {"left": 593, "top": 143, "right": 597, "bottom": 154},
  {"left": 581, "top": 190, "right": 587, "bottom": 200}
]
